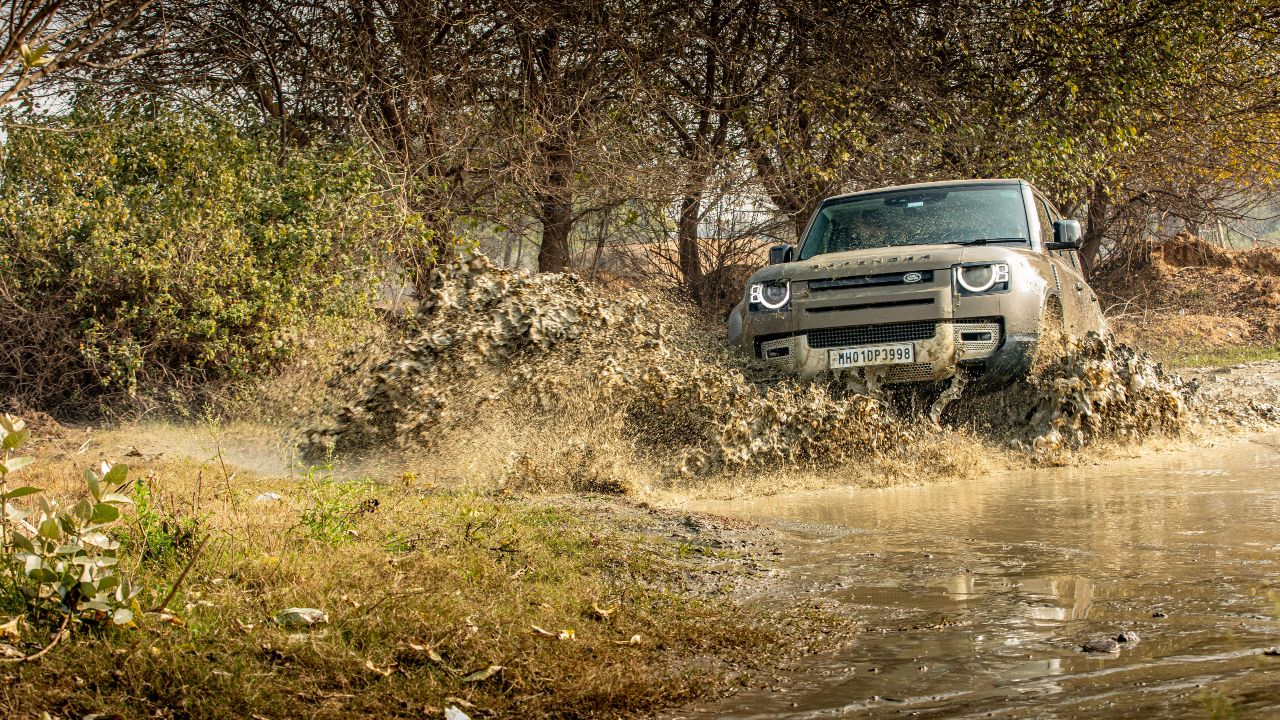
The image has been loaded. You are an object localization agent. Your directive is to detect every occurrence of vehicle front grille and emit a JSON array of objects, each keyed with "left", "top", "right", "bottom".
[
  {"left": 808, "top": 270, "right": 935, "bottom": 292},
  {"left": 805, "top": 320, "right": 939, "bottom": 349}
]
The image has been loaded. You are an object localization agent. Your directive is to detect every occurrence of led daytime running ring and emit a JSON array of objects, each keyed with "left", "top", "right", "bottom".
[
  {"left": 956, "top": 263, "right": 1010, "bottom": 293},
  {"left": 750, "top": 281, "right": 791, "bottom": 310}
]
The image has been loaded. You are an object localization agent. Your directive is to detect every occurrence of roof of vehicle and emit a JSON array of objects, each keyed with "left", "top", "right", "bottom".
[{"left": 821, "top": 178, "right": 1028, "bottom": 205}]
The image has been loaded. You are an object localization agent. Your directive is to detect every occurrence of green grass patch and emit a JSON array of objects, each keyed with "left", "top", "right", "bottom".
[{"left": 3, "top": 454, "right": 808, "bottom": 719}]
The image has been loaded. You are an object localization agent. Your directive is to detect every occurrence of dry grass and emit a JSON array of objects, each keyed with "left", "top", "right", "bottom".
[
  {"left": 1156, "top": 343, "right": 1280, "bottom": 369},
  {"left": 1, "top": 440, "right": 817, "bottom": 720}
]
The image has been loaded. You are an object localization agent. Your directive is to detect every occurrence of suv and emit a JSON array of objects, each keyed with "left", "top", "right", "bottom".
[{"left": 727, "top": 179, "right": 1106, "bottom": 389}]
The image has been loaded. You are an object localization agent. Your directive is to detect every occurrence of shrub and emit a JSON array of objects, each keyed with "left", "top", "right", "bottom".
[
  {"left": 0, "top": 101, "right": 416, "bottom": 413},
  {"left": 1, "top": 415, "right": 138, "bottom": 627}
]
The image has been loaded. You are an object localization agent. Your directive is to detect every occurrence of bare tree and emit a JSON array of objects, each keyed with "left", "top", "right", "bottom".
[
  {"left": 2, "top": 0, "right": 156, "bottom": 106},
  {"left": 483, "top": 1, "right": 645, "bottom": 272},
  {"left": 628, "top": 0, "right": 792, "bottom": 299}
]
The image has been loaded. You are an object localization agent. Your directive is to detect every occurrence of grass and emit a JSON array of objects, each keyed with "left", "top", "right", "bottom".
[
  {"left": 1, "top": 445, "right": 824, "bottom": 720},
  {"left": 1155, "top": 343, "right": 1280, "bottom": 369}
]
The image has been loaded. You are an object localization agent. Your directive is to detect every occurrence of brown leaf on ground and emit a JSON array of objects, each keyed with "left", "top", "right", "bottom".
[{"left": 460, "top": 665, "right": 503, "bottom": 683}]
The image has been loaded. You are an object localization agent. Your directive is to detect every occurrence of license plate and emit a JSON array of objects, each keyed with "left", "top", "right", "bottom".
[{"left": 829, "top": 343, "right": 915, "bottom": 369}]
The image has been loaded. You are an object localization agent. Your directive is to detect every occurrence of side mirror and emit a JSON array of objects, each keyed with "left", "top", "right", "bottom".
[
  {"left": 768, "top": 244, "right": 795, "bottom": 265},
  {"left": 1047, "top": 219, "right": 1082, "bottom": 251}
]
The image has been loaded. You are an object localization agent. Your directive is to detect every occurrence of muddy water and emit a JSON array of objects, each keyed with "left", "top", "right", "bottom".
[{"left": 680, "top": 435, "right": 1280, "bottom": 719}]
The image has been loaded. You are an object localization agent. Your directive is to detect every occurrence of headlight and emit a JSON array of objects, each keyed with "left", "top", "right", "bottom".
[
  {"left": 954, "top": 263, "right": 1010, "bottom": 294},
  {"left": 748, "top": 280, "right": 791, "bottom": 311}
]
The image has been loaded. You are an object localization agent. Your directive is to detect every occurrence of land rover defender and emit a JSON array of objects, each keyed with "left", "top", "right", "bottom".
[{"left": 727, "top": 179, "right": 1106, "bottom": 389}]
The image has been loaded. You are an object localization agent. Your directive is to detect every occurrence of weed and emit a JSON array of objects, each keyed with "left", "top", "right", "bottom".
[
  {"left": 1198, "top": 689, "right": 1242, "bottom": 720},
  {"left": 129, "top": 478, "right": 204, "bottom": 566},
  {"left": 1, "top": 415, "right": 139, "bottom": 633},
  {"left": 297, "top": 464, "right": 380, "bottom": 543}
]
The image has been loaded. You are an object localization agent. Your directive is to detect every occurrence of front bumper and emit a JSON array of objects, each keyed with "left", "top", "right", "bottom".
[
  {"left": 754, "top": 318, "right": 1009, "bottom": 384},
  {"left": 735, "top": 247, "right": 1052, "bottom": 386}
]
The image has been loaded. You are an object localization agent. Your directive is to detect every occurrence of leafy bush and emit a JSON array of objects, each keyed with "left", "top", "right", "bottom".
[
  {"left": 0, "top": 101, "right": 414, "bottom": 413},
  {"left": 1, "top": 415, "right": 138, "bottom": 626}
]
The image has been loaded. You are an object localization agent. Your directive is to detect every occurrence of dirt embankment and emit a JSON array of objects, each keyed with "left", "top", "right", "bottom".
[{"left": 1099, "top": 235, "right": 1280, "bottom": 360}]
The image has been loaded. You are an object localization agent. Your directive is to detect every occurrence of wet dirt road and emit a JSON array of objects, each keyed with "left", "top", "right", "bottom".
[{"left": 679, "top": 434, "right": 1280, "bottom": 719}]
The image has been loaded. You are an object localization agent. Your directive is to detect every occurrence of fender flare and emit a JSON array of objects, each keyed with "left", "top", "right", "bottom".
[{"left": 726, "top": 303, "right": 745, "bottom": 346}]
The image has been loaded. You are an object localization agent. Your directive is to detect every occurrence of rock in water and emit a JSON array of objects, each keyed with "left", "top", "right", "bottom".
[{"left": 1082, "top": 638, "right": 1121, "bottom": 653}]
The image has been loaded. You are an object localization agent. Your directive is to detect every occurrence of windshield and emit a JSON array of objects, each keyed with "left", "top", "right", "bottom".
[{"left": 798, "top": 185, "right": 1031, "bottom": 260}]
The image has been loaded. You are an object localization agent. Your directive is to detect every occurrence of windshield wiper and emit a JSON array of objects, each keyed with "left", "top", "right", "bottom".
[{"left": 954, "top": 237, "right": 1027, "bottom": 246}]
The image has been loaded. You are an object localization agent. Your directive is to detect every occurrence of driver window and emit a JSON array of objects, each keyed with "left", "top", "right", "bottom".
[
  {"left": 1036, "top": 195, "right": 1083, "bottom": 268},
  {"left": 1034, "top": 196, "right": 1054, "bottom": 247}
]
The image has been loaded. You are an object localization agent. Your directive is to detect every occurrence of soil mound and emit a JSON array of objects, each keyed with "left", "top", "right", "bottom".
[
  {"left": 1101, "top": 235, "right": 1280, "bottom": 354},
  {"left": 304, "top": 256, "right": 1194, "bottom": 490},
  {"left": 1150, "top": 234, "right": 1280, "bottom": 275}
]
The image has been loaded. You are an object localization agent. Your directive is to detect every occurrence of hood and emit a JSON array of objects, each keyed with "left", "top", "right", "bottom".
[{"left": 749, "top": 243, "right": 1036, "bottom": 284}]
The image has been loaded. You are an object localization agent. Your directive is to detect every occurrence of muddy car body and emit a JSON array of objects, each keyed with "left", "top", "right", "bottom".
[{"left": 728, "top": 179, "right": 1106, "bottom": 389}]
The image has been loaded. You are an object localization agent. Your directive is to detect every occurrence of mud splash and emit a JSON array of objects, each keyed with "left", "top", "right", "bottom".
[
  {"left": 1012, "top": 334, "right": 1190, "bottom": 458},
  {"left": 303, "top": 256, "right": 910, "bottom": 481},
  {"left": 304, "top": 257, "right": 1198, "bottom": 490}
]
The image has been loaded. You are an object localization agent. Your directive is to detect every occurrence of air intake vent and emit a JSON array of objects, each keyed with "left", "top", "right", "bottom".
[
  {"left": 885, "top": 362, "right": 938, "bottom": 383},
  {"left": 806, "top": 320, "right": 939, "bottom": 349}
]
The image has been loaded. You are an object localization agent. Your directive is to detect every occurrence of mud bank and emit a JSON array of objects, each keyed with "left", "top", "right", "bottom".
[{"left": 1102, "top": 234, "right": 1280, "bottom": 361}]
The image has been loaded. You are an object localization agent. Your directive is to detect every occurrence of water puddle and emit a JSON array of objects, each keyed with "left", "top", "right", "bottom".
[{"left": 678, "top": 434, "right": 1280, "bottom": 718}]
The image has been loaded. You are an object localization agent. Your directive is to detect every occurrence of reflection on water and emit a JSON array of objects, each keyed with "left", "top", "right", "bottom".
[{"left": 679, "top": 435, "right": 1280, "bottom": 719}]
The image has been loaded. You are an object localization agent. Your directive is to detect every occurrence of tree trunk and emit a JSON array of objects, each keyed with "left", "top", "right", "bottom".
[
  {"left": 537, "top": 195, "right": 573, "bottom": 273},
  {"left": 536, "top": 138, "right": 574, "bottom": 273},
  {"left": 588, "top": 211, "right": 609, "bottom": 281},
  {"left": 1081, "top": 179, "right": 1109, "bottom": 278},
  {"left": 678, "top": 191, "right": 703, "bottom": 296}
]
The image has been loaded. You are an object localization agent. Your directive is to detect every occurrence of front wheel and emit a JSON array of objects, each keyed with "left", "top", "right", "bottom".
[{"left": 1029, "top": 297, "right": 1068, "bottom": 377}]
